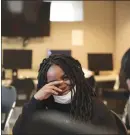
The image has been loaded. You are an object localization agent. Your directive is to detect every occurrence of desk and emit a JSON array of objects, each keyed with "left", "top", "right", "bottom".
[
  {"left": 94, "top": 74, "right": 118, "bottom": 82},
  {"left": 2, "top": 79, "right": 38, "bottom": 87},
  {"left": 2, "top": 79, "right": 12, "bottom": 86},
  {"left": 94, "top": 74, "right": 119, "bottom": 90}
]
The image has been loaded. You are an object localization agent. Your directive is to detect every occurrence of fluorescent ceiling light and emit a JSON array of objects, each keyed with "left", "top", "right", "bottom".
[{"left": 50, "top": 1, "right": 84, "bottom": 22}]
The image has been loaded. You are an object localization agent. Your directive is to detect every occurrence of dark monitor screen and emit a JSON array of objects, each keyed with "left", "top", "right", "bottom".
[
  {"left": 88, "top": 53, "right": 113, "bottom": 72},
  {"left": 47, "top": 50, "right": 71, "bottom": 56},
  {"left": 3, "top": 49, "right": 32, "bottom": 69},
  {"left": 2, "top": 1, "right": 51, "bottom": 37}
]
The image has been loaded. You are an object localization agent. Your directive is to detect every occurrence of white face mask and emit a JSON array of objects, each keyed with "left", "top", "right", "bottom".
[{"left": 53, "top": 86, "right": 76, "bottom": 104}]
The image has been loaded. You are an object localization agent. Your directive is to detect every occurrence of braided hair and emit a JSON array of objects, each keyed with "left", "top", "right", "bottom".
[
  {"left": 121, "top": 48, "right": 130, "bottom": 80},
  {"left": 37, "top": 54, "right": 95, "bottom": 122}
]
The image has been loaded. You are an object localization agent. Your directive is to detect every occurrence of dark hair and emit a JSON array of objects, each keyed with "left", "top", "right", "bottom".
[
  {"left": 37, "top": 54, "right": 95, "bottom": 122},
  {"left": 121, "top": 48, "right": 130, "bottom": 79}
]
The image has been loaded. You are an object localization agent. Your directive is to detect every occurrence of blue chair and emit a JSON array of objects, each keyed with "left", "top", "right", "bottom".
[{"left": 1, "top": 86, "right": 17, "bottom": 130}]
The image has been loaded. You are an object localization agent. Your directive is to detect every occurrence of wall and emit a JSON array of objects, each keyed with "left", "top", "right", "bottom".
[
  {"left": 115, "top": 1, "right": 130, "bottom": 71},
  {"left": 84, "top": 1, "right": 115, "bottom": 68},
  {"left": 2, "top": 1, "right": 115, "bottom": 73}
]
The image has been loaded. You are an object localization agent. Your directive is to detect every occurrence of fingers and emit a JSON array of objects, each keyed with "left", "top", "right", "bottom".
[
  {"left": 47, "top": 80, "right": 63, "bottom": 86},
  {"left": 50, "top": 86, "right": 62, "bottom": 92},
  {"left": 51, "top": 90, "right": 58, "bottom": 95}
]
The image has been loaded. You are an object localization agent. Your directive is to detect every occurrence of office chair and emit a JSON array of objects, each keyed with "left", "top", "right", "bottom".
[
  {"left": 102, "top": 90, "right": 129, "bottom": 114},
  {"left": 111, "top": 110, "right": 128, "bottom": 135},
  {"left": 11, "top": 78, "right": 35, "bottom": 106},
  {"left": 1, "top": 86, "right": 17, "bottom": 130},
  {"left": 24, "top": 111, "right": 118, "bottom": 135},
  {"left": 96, "top": 80, "right": 115, "bottom": 89}
]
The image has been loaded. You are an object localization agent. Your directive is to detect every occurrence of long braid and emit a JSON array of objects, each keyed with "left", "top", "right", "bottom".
[{"left": 37, "top": 54, "right": 95, "bottom": 122}]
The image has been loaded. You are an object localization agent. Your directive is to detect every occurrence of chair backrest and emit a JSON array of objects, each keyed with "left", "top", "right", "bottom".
[
  {"left": 96, "top": 81, "right": 115, "bottom": 89},
  {"left": 25, "top": 110, "right": 118, "bottom": 135},
  {"left": 1, "top": 86, "right": 17, "bottom": 130},
  {"left": 101, "top": 90, "right": 129, "bottom": 114},
  {"left": 111, "top": 110, "right": 128, "bottom": 135},
  {"left": 11, "top": 78, "right": 35, "bottom": 106}
]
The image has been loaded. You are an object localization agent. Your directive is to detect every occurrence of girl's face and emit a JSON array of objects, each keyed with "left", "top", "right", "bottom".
[{"left": 47, "top": 64, "right": 71, "bottom": 95}]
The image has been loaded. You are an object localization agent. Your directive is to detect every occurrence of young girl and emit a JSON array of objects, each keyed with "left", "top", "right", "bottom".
[{"left": 13, "top": 54, "right": 118, "bottom": 134}]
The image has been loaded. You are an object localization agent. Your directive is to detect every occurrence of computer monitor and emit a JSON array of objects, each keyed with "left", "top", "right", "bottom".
[
  {"left": 47, "top": 50, "right": 71, "bottom": 57},
  {"left": 2, "top": 1, "right": 51, "bottom": 37},
  {"left": 3, "top": 49, "right": 32, "bottom": 79},
  {"left": 87, "top": 53, "right": 113, "bottom": 75}
]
